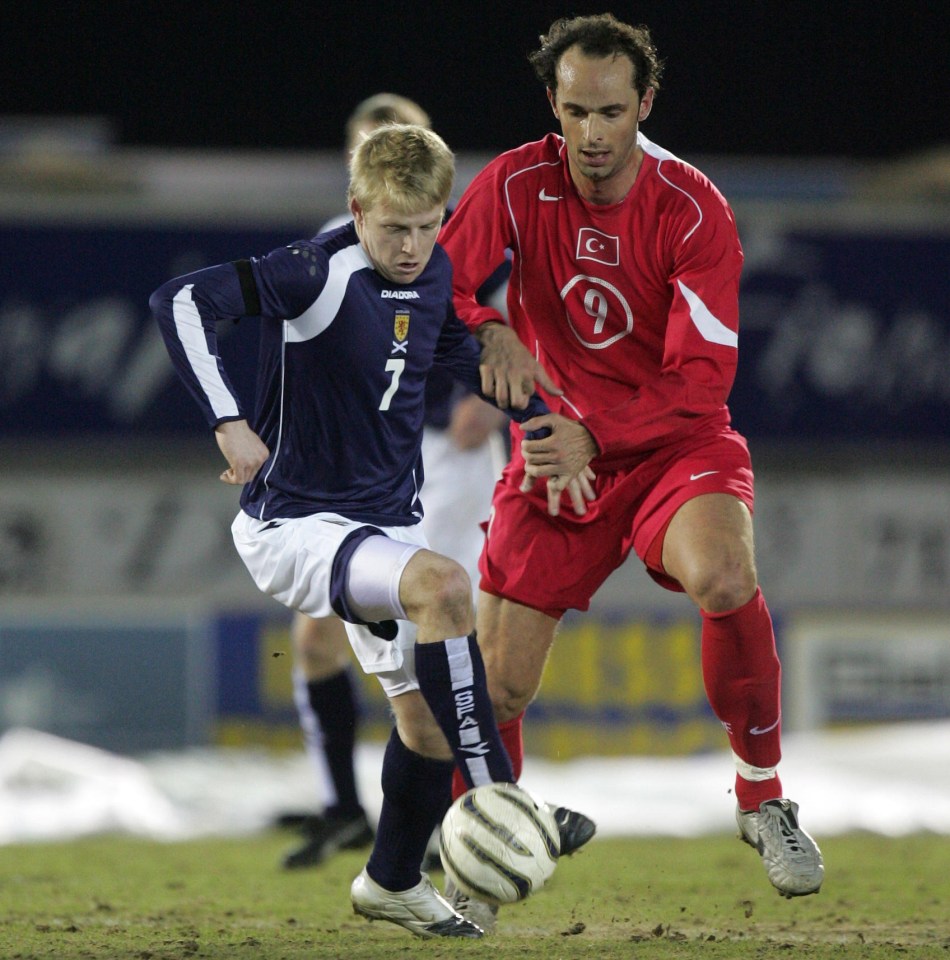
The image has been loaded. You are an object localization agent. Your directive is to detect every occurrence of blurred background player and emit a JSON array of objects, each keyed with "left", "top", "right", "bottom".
[{"left": 280, "top": 93, "right": 509, "bottom": 870}]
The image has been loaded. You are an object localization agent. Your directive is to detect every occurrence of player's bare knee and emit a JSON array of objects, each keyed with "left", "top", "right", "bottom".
[
  {"left": 292, "top": 615, "right": 350, "bottom": 676},
  {"left": 691, "top": 563, "right": 757, "bottom": 614},
  {"left": 490, "top": 682, "right": 532, "bottom": 723},
  {"left": 405, "top": 553, "right": 473, "bottom": 635}
]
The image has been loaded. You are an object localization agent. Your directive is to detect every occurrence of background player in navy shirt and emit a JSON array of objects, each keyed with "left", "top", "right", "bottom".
[{"left": 153, "top": 124, "right": 549, "bottom": 939}]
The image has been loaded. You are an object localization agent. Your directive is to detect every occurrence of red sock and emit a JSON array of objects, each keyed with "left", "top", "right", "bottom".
[
  {"left": 499, "top": 712, "right": 524, "bottom": 781},
  {"left": 451, "top": 712, "right": 524, "bottom": 800},
  {"left": 701, "top": 587, "right": 783, "bottom": 810}
]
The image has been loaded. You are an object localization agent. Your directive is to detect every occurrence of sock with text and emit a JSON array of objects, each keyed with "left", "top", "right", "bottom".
[
  {"left": 414, "top": 633, "right": 514, "bottom": 789},
  {"left": 452, "top": 710, "right": 523, "bottom": 800}
]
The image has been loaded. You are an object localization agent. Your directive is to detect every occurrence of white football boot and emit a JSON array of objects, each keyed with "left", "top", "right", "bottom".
[{"left": 351, "top": 868, "right": 483, "bottom": 938}]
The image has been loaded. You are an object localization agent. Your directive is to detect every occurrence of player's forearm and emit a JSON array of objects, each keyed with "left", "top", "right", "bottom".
[{"left": 444, "top": 351, "right": 549, "bottom": 427}]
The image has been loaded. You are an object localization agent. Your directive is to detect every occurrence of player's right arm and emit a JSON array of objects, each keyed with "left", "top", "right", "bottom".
[
  {"left": 441, "top": 159, "right": 561, "bottom": 409},
  {"left": 150, "top": 263, "right": 250, "bottom": 429},
  {"left": 150, "top": 244, "right": 323, "bottom": 478},
  {"left": 439, "top": 160, "right": 511, "bottom": 333},
  {"left": 214, "top": 419, "right": 270, "bottom": 485}
]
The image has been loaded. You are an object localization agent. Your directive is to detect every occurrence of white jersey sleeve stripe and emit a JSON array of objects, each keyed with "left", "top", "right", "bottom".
[
  {"left": 677, "top": 280, "right": 739, "bottom": 348},
  {"left": 172, "top": 284, "right": 241, "bottom": 419},
  {"left": 285, "top": 243, "right": 372, "bottom": 343}
]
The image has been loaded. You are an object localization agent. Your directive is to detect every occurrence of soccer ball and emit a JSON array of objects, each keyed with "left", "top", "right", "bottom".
[{"left": 439, "top": 782, "right": 560, "bottom": 905}]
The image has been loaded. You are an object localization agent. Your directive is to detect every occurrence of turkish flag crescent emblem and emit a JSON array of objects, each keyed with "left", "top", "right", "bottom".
[{"left": 576, "top": 227, "right": 619, "bottom": 266}]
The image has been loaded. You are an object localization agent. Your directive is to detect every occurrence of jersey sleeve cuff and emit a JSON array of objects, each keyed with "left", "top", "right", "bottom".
[{"left": 211, "top": 414, "right": 245, "bottom": 430}]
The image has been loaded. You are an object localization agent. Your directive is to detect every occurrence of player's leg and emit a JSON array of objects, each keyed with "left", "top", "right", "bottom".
[
  {"left": 465, "top": 590, "right": 554, "bottom": 793},
  {"left": 341, "top": 537, "right": 487, "bottom": 938},
  {"left": 231, "top": 513, "right": 481, "bottom": 934},
  {"left": 460, "top": 591, "right": 596, "bottom": 853},
  {"left": 660, "top": 492, "right": 823, "bottom": 897},
  {"left": 662, "top": 493, "right": 778, "bottom": 800},
  {"left": 348, "top": 535, "right": 588, "bottom": 937},
  {"left": 451, "top": 472, "right": 607, "bottom": 831},
  {"left": 341, "top": 532, "right": 513, "bottom": 814},
  {"left": 414, "top": 419, "right": 505, "bottom": 870},
  {"left": 440, "top": 580, "right": 594, "bottom": 931},
  {"left": 474, "top": 590, "right": 557, "bottom": 724},
  {"left": 385, "top": 547, "right": 515, "bottom": 786},
  {"left": 349, "top": 671, "right": 481, "bottom": 938},
  {"left": 282, "top": 613, "right": 372, "bottom": 869}
]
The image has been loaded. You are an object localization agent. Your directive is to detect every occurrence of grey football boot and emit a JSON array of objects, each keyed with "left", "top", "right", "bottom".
[{"left": 737, "top": 799, "right": 824, "bottom": 898}]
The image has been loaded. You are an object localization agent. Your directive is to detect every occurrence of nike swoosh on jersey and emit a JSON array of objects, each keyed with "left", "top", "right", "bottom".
[
  {"left": 749, "top": 716, "right": 781, "bottom": 735},
  {"left": 689, "top": 470, "right": 719, "bottom": 481},
  {"left": 538, "top": 189, "right": 562, "bottom": 201}
]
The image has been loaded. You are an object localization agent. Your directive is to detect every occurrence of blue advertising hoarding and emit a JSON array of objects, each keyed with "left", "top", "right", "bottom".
[
  {"left": 732, "top": 225, "right": 950, "bottom": 441},
  {"left": 1, "top": 217, "right": 947, "bottom": 441},
  {"left": 0, "top": 222, "right": 296, "bottom": 436}
]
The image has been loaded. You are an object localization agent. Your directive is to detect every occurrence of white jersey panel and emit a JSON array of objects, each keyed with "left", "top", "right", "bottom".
[{"left": 171, "top": 284, "right": 240, "bottom": 420}]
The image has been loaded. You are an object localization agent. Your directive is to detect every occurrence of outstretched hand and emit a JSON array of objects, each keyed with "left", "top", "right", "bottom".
[
  {"left": 476, "top": 322, "right": 562, "bottom": 410},
  {"left": 214, "top": 419, "right": 270, "bottom": 485},
  {"left": 518, "top": 413, "right": 599, "bottom": 516}
]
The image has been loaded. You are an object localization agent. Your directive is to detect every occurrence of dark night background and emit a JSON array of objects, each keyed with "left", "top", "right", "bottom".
[{"left": 4, "top": 1, "right": 948, "bottom": 160}]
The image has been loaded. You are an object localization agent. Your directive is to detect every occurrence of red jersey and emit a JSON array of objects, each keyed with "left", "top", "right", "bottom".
[{"left": 440, "top": 132, "right": 744, "bottom": 470}]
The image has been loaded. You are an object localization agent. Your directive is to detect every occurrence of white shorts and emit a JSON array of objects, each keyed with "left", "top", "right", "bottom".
[
  {"left": 420, "top": 426, "right": 504, "bottom": 594},
  {"left": 231, "top": 510, "right": 429, "bottom": 697}
]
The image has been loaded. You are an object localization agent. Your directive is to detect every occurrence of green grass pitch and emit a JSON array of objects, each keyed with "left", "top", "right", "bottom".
[{"left": 2, "top": 830, "right": 948, "bottom": 959}]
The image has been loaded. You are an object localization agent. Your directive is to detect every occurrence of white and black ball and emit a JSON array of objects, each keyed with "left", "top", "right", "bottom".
[{"left": 439, "top": 782, "right": 560, "bottom": 905}]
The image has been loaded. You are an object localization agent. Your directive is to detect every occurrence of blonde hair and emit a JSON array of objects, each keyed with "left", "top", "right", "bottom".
[
  {"left": 347, "top": 124, "right": 454, "bottom": 216},
  {"left": 345, "top": 93, "right": 432, "bottom": 153}
]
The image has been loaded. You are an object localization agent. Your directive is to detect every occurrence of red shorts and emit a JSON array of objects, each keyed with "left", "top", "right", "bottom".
[{"left": 478, "top": 427, "right": 754, "bottom": 618}]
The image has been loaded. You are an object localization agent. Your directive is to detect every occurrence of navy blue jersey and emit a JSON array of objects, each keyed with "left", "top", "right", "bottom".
[
  {"left": 321, "top": 212, "right": 511, "bottom": 431},
  {"left": 151, "top": 223, "right": 541, "bottom": 525}
]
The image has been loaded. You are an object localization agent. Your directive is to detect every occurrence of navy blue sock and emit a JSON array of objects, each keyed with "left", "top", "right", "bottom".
[
  {"left": 366, "top": 728, "right": 453, "bottom": 891},
  {"left": 414, "top": 633, "right": 514, "bottom": 788},
  {"left": 306, "top": 669, "right": 362, "bottom": 817}
]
